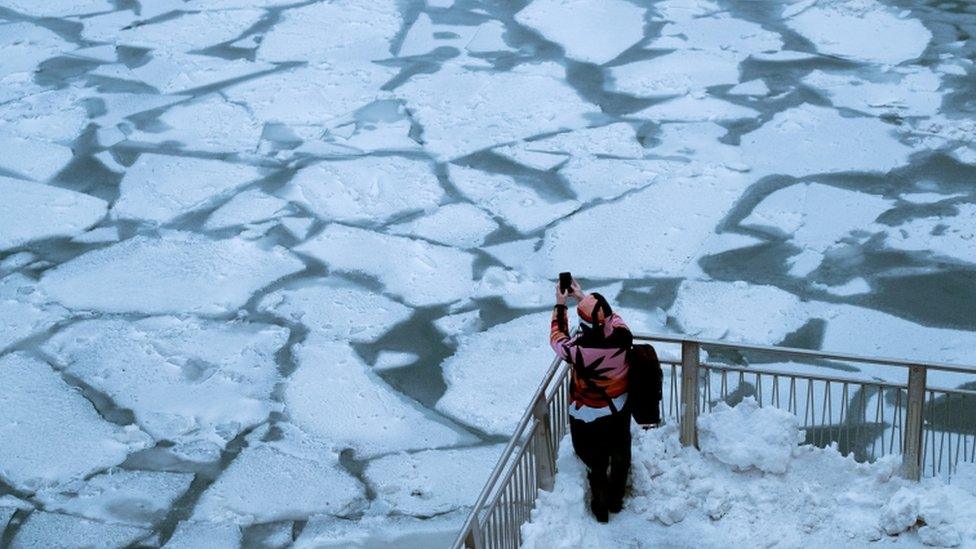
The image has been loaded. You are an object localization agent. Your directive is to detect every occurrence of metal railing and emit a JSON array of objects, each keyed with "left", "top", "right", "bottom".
[{"left": 451, "top": 333, "right": 976, "bottom": 549}]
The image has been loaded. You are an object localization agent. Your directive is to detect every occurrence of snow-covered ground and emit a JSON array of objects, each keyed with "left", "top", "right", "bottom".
[
  {"left": 523, "top": 399, "right": 976, "bottom": 548},
  {"left": 1, "top": 0, "right": 975, "bottom": 547}
]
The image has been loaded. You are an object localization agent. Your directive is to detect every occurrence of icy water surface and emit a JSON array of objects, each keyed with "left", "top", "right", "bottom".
[{"left": 1, "top": 0, "right": 975, "bottom": 546}]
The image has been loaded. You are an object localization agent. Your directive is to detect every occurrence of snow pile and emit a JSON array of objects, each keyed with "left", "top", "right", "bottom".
[{"left": 522, "top": 399, "right": 976, "bottom": 548}]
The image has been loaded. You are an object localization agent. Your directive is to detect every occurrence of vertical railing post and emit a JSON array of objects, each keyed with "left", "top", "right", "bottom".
[
  {"left": 533, "top": 395, "right": 556, "bottom": 491},
  {"left": 463, "top": 520, "right": 484, "bottom": 549},
  {"left": 902, "top": 365, "right": 927, "bottom": 481},
  {"left": 681, "top": 341, "right": 700, "bottom": 448}
]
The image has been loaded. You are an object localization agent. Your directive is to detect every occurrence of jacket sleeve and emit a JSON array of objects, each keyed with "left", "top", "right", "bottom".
[{"left": 550, "top": 304, "right": 574, "bottom": 362}]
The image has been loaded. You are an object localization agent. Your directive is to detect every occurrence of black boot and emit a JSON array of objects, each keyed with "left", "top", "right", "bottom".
[{"left": 589, "top": 471, "right": 609, "bottom": 523}]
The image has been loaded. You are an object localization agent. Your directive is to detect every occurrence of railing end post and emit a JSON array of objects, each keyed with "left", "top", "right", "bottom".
[
  {"left": 901, "top": 365, "right": 927, "bottom": 482},
  {"left": 680, "top": 340, "right": 700, "bottom": 449}
]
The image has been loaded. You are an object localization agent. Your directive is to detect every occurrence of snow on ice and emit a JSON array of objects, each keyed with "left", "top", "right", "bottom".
[
  {"left": 515, "top": 0, "right": 646, "bottom": 65},
  {"left": 0, "top": 176, "right": 107, "bottom": 251},
  {"left": 164, "top": 521, "right": 242, "bottom": 549},
  {"left": 608, "top": 49, "right": 741, "bottom": 98},
  {"left": 38, "top": 232, "right": 304, "bottom": 314},
  {"left": 389, "top": 203, "right": 499, "bottom": 248},
  {"left": 204, "top": 188, "right": 289, "bottom": 231},
  {"left": 12, "top": 512, "right": 150, "bottom": 549}
]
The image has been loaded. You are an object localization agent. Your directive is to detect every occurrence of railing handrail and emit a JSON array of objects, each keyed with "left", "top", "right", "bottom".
[{"left": 451, "top": 331, "right": 976, "bottom": 548}]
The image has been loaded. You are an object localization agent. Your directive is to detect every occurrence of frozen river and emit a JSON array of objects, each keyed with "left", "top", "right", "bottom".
[{"left": 1, "top": 0, "right": 975, "bottom": 546}]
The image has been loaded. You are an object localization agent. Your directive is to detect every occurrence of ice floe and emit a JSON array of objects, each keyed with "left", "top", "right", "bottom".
[
  {"left": 126, "top": 53, "right": 273, "bottom": 94},
  {"left": 515, "top": 0, "right": 646, "bottom": 65},
  {"left": 259, "top": 278, "right": 412, "bottom": 343},
  {"left": 803, "top": 68, "right": 942, "bottom": 118},
  {"left": 283, "top": 157, "right": 443, "bottom": 225},
  {"left": 193, "top": 425, "right": 365, "bottom": 524},
  {"left": 0, "top": 23, "right": 73, "bottom": 78},
  {"left": 39, "top": 232, "right": 304, "bottom": 314},
  {"left": 364, "top": 444, "right": 504, "bottom": 516},
  {"left": 0, "top": 353, "right": 151, "bottom": 492},
  {"left": 0, "top": 134, "right": 74, "bottom": 182},
  {"left": 83, "top": 9, "right": 264, "bottom": 53},
  {"left": 649, "top": 12, "right": 783, "bottom": 59},
  {"left": 204, "top": 189, "right": 289, "bottom": 231},
  {"left": 608, "top": 49, "right": 741, "bottom": 98},
  {"left": 112, "top": 154, "right": 264, "bottom": 224},
  {"left": 449, "top": 165, "right": 579, "bottom": 234},
  {"left": 0, "top": 177, "right": 107, "bottom": 250},
  {"left": 728, "top": 79, "right": 770, "bottom": 96},
  {"left": 633, "top": 95, "right": 759, "bottom": 122},
  {"left": 739, "top": 105, "right": 913, "bottom": 178},
  {"left": 785, "top": 0, "right": 932, "bottom": 65},
  {"left": 295, "top": 224, "right": 473, "bottom": 307},
  {"left": 128, "top": 94, "right": 263, "bottom": 153},
  {"left": 36, "top": 469, "right": 193, "bottom": 527},
  {"left": 0, "top": 0, "right": 111, "bottom": 17},
  {"left": 397, "top": 13, "right": 477, "bottom": 57},
  {"left": 883, "top": 203, "right": 976, "bottom": 266},
  {"left": 437, "top": 311, "right": 556, "bottom": 435},
  {"left": 396, "top": 61, "right": 596, "bottom": 160},
  {"left": 164, "top": 521, "right": 241, "bottom": 549},
  {"left": 0, "top": 273, "right": 68, "bottom": 353},
  {"left": 389, "top": 203, "right": 498, "bottom": 248},
  {"left": 373, "top": 351, "right": 420, "bottom": 372},
  {"left": 286, "top": 339, "right": 470, "bottom": 457},
  {"left": 295, "top": 512, "right": 464, "bottom": 548},
  {"left": 44, "top": 316, "right": 288, "bottom": 459},
  {"left": 0, "top": 87, "right": 89, "bottom": 143},
  {"left": 11, "top": 512, "right": 150, "bottom": 549}
]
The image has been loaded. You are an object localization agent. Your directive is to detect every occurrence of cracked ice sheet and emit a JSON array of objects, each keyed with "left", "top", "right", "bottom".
[
  {"left": 389, "top": 203, "right": 498, "bottom": 248},
  {"left": 883, "top": 203, "right": 976, "bottom": 266},
  {"left": 0, "top": 0, "right": 110, "bottom": 16},
  {"left": 785, "top": 0, "right": 932, "bottom": 65},
  {"left": 740, "top": 105, "right": 914, "bottom": 178},
  {"left": 397, "top": 13, "right": 477, "bottom": 57},
  {"left": 526, "top": 172, "right": 752, "bottom": 279},
  {"left": 258, "top": 278, "right": 412, "bottom": 343},
  {"left": 12, "top": 512, "right": 149, "bottom": 549},
  {"left": 294, "top": 512, "right": 465, "bottom": 548},
  {"left": 649, "top": 12, "right": 783, "bottom": 58},
  {"left": 633, "top": 95, "right": 760, "bottom": 123},
  {"left": 0, "top": 177, "right": 107, "bottom": 251},
  {"left": 607, "top": 49, "right": 741, "bottom": 98},
  {"left": 364, "top": 444, "right": 504, "bottom": 516},
  {"left": 803, "top": 68, "right": 942, "bottom": 118},
  {"left": 44, "top": 317, "right": 287, "bottom": 460},
  {"left": 204, "top": 189, "right": 289, "bottom": 231},
  {"left": 38, "top": 232, "right": 304, "bottom": 315},
  {"left": 258, "top": 0, "right": 400, "bottom": 64},
  {"left": 0, "top": 353, "right": 151, "bottom": 492},
  {"left": 0, "top": 134, "right": 73, "bottom": 182},
  {"left": 285, "top": 339, "right": 471, "bottom": 458},
  {"left": 396, "top": 61, "right": 597, "bottom": 160},
  {"left": 128, "top": 94, "right": 263, "bottom": 153},
  {"left": 296, "top": 225, "right": 473, "bottom": 307},
  {"left": 82, "top": 9, "right": 265, "bottom": 53},
  {"left": 194, "top": 424, "right": 365, "bottom": 525},
  {"left": 0, "top": 274, "right": 69, "bottom": 353},
  {"left": 36, "top": 470, "right": 193, "bottom": 527},
  {"left": 515, "top": 0, "right": 646, "bottom": 65},
  {"left": 126, "top": 53, "right": 273, "bottom": 94},
  {"left": 225, "top": 64, "right": 397, "bottom": 126},
  {"left": 0, "top": 86, "right": 90, "bottom": 143},
  {"left": 0, "top": 23, "right": 72, "bottom": 79},
  {"left": 449, "top": 165, "right": 579, "bottom": 234},
  {"left": 164, "top": 521, "right": 241, "bottom": 549},
  {"left": 670, "top": 280, "right": 809, "bottom": 345},
  {"left": 741, "top": 182, "right": 895, "bottom": 276},
  {"left": 283, "top": 157, "right": 443, "bottom": 225},
  {"left": 112, "top": 154, "right": 263, "bottom": 224}
]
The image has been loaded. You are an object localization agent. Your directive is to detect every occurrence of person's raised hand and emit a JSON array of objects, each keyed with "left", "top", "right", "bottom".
[
  {"left": 555, "top": 282, "right": 568, "bottom": 306},
  {"left": 570, "top": 278, "right": 584, "bottom": 300}
]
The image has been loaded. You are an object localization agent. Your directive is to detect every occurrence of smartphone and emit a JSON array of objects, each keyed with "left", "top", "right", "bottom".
[{"left": 559, "top": 272, "right": 572, "bottom": 294}]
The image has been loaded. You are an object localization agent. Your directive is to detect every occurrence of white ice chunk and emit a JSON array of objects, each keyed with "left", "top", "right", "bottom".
[
  {"left": 67, "top": 44, "right": 117, "bottom": 63},
  {"left": 112, "top": 155, "right": 264, "bottom": 224},
  {"left": 608, "top": 49, "right": 741, "bottom": 98},
  {"left": 786, "top": 0, "right": 932, "bottom": 65},
  {"left": 193, "top": 425, "right": 365, "bottom": 524},
  {"left": 739, "top": 105, "right": 913, "bottom": 177},
  {"left": 364, "top": 444, "right": 504, "bottom": 516},
  {"left": 92, "top": 92, "right": 189, "bottom": 126},
  {"left": 389, "top": 203, "right": 498, "bottom": 248},
  {"left": 520, "top": 123, "right": 645, "bottom": 158},
  {"left": 128, "top": 94, "right": 263, "bottom": 153},
  {"left": 728, "top": 79, "right": 770, "bottom": 96},
  {"left": 899, "top": 192, "right": 966, "bottom": 204},
  {"left": 433, "top": 309, "right": 482, "bottom": 338},
  {"left": 494, "top": 145, "right": 567, "bottom": 171},
  {"left": 286, "top": 339, "right": 470, "bottom": 457},
  {"left": 515, "top": 0, "right": 646, "bottom": 65},
  {"left": 559, "top": 157, "right": 672, "bottom": 203},
  {"left": 373, "top": 351, "right": 420, "bottom": 372},
  {"left": 670, "top": 280, "right": 809, "bottom": 344},
  {"left": 0, "top": 23, "right": 72, "bottom": 78},
  {"left": 633, "top": 95, "right": 760, "bottom": 122},
  {"left": 225, "top": 64, "right": 397, "bottom": 126},
  {"left": 280, "top": 217, "right": 315, "bottom": 240},
  {"left": 258, "top": 278, "right": 412, "bottom": 342},
  {"left": 12, "top": 512, "right": 149, "bottom": 549},
  {"left": 44, "top": 317, "right": 288, "bottom": 456},
  {"left": 0, "top": 134, "right": 73, "bottom": 182},
  {"left": 295, "top": 512, "right": 464, "bottom": 548},
  {"left": 883, "top": 203, "right": 976, "bottom": 266},
  {"left": 650, "top": 13, "right": 783, "bottom": 58},
  {"left": 437, "top": 311, "right": 555, "bottom": 435},
  {"left": 0, "top": 273, "right": 68, "bottom": 353},
  {"left": 0, "top": 353, "right": 150, "bottom": 492},
  {"left": 466, "top": 20, "right": 512, "bottom": 53},
  {"left": 84, "top": 9, "right": 264, "bottom": 53},
  {"left": 258, "top": 0, "right": 401, "bottom": 64},
  {"left": 0, "top": 0, "right": 111, "bottom": 16},
  {"left": 803, "top": 68, "right": 942, "bottom": 118},
  {"left": 473, "top": 266, "right": 553, "bottom": 309},
  {"left": 204, "top": 189, "right": 289, "bottom": 231},
  {"left": 164, "top": 521, "right": 241, "bottom": 549},
  {"left": 283, "top": 157, "right": 443, "bottom": 224},
  {"left": 71, "top": 226, "right": 119, "bottom": 244},
  {"left": 295, "top": 225, "right": 473, "bottom": 307},
  {"left": 129, "top": 53, "right": 273, "bottom": 94},
  {"left": 0, "top": 177, "right": 107, "bottom": 250},
  {"left": 813, "top": 277, "right": 871, "bottom": 296},
  {"left": 398, "top": 13, "right": 478, "bottom": 57},
  {"left": 449, "top": 165, "right": 579, "bottom": 234},
  {"left": 397, "top": 61, "right": 596, "bottom": 160},
  {"left": 36, "top": 470, "right": 193, "bottom": 527},
  {"left": 528, "top": 173, "right": 751, "bottom": 278},
  {"left": 698, "top": 398, "right": 803, "bottom": 474},
  {"left": 39, "top": 232, "right": 304, "bottom": 315},
  {"left": 0, "top": 87, "right": 89, "bottom": 142}
]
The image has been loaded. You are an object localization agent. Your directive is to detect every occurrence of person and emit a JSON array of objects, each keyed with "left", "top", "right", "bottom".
[{"left": 550, "top": 277, "right": 633, "bottom": 523}]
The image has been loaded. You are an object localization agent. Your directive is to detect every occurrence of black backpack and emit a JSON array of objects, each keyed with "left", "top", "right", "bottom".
[{"left": 627, "top": 344, "right": 663, "bottom": 425}]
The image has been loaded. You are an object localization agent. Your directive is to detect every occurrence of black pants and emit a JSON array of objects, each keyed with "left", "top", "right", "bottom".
[{"left": 570, "top": 411, "right": 631, "bottom": 512}]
